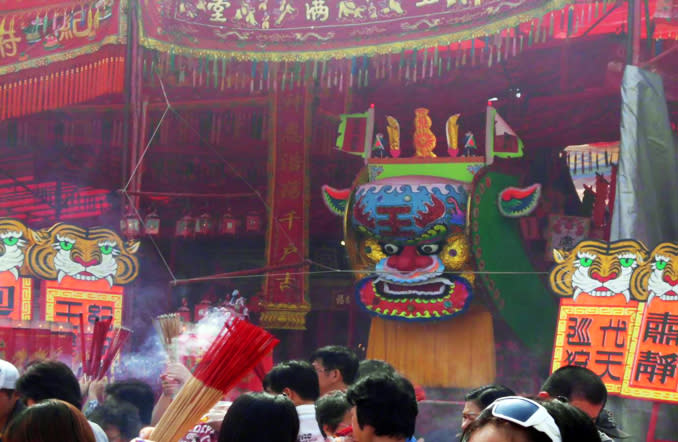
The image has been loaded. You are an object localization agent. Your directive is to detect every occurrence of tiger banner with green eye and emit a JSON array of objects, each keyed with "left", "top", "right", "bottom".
[
  {"left": 549, "top": 239, "right": 678, "bottom": 403},
  {"left": 0, "top": 219, "right": 140, "bottom": 288},
  {"left": 0, "top": 218, "right": 41, "bottom": 321},
  {"left": 24, "top": 223, "right": 140, "bottom": 287},
  {"left": 622, "top": 242, "right": 678, "bottom": 402}
]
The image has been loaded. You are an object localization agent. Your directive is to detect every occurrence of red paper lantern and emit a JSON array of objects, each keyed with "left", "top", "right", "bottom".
[
  {"left": 175, "top": 214, "right": 195, "bottom": 238},
  {"left": 245, "top": 211, "right": 262, "bottom": 233},
  {"left": 220, "top": 210, "right": 239, "bottom": 235}
]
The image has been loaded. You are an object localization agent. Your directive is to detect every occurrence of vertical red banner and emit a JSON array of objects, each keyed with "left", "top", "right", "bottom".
[{"left": 261, "top": 86, "right": 310, "bottom": 330}]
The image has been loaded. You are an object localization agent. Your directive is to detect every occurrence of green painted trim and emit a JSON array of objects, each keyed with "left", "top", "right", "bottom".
[{"left": 370, "top": 161, "right": 484, "bottom": 183}]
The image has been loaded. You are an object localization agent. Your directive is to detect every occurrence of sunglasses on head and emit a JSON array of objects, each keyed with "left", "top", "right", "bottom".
[{"left": 488, "top": 396, "right": 562, "bottom": 442}]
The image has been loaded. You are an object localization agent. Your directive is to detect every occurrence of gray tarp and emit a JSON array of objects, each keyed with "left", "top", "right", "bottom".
[{"left": 610, "top": 65, "right": 678, "bottom": 247}]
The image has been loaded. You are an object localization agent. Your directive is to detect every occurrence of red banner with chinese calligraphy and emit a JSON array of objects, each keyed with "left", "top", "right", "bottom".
[
  {"left": 0, "top": 273, "right": 32, "bottom": 321},
  {"left": 261, "top": 85, "right": 310, "bottom": 330},
  {"left": 139, "top": 0, "right": 587, "bottom": 61},
  {"left": 0, "top": 1, "right": 126, "bottom": 120},
  {"left": 552, "top": 298, "right": 639, "bottom": 394},
  {"left": 41, "top": 279, "right": 123, "bottom": 369},
  {"left": 623, "top": 300, "right": 678, "bottom": 402},
  {"left": 0, "top": 0, "right": 125, "bottom": 74}
]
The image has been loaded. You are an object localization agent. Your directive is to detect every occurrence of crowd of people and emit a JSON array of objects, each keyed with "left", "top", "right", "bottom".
[{"left": 0, "top": 345, "right": 630, "bottom": 442}]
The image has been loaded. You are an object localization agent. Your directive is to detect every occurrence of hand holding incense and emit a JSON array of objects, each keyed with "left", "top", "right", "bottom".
[
  {"left": 150, "top": 318, "right": 278, "bottom": 442},
  {"left": 154, "top": 314, "right": 183, "bottom": 362}
]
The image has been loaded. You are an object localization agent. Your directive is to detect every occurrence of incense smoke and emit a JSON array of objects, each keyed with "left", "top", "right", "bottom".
[{"left": 176, "top": 307, "right": 235, "bottom": 371}]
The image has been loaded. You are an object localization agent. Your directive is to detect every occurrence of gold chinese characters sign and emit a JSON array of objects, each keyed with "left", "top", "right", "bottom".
[
  {"left": 261, "top": 85, "right": 311, "bottom": 330},
  {"left": 139, "top": 0, "right": 578, "bottom": 61},
  {"left": 0, "top": 0, "right": 125, "bottom": 75},
  {"left": 550, "top": 240, "right": 678, "bottom": 403}
]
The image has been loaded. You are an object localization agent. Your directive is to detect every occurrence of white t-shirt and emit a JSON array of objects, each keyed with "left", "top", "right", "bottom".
[
  {"left": 296, "top": 404, "right": 324, "bottom": 442},
  {"left": 89, "top": 420, "right": 109, "bottom": 442}
]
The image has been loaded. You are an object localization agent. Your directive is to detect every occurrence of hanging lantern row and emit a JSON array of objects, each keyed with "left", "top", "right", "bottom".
[
  {"left": 174, "top": 210, "right": 264, "bottom": 238},
  {"left": 121, "top": 210, "right": 264, "bottom": 239}
]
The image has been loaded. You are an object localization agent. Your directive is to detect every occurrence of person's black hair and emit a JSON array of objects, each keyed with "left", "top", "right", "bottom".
[
  {"left": 541, "top": 366, "right": 607, "bottom": 406},
  {"left": 105, "top": 379, "right": 155, "bottom": 425},
  {"left": 218, "top": 392, "right": 299, "bottom": 442},
  {"left": 464, "top": 384, "right": 516, "bottom": 409},
  {"left": 540, "top": 399, "right": 601, "bottom": 442},
  {"left": 346, "top": 373, "right": 418, "bottom": 439},
  {"left": 5, "top": 399, "right": 95, "bottom": 442},
  {"left": 310, "top": 346, "right": 359, "bottom": 385},
  {"left": 15, "top": 360, "right": 82, "bottom": 409},
  {"left": 89, "top": 399, "right": 143, "bottom": 440},
  {"left": 357, "top": 359, "right": 396, "bottom": 380},
  {"left": 315, "top": 390, "right": 351, "bottom": 437},
  {"left": 263, "top": 360, "right": 320, "bottom": 401}
]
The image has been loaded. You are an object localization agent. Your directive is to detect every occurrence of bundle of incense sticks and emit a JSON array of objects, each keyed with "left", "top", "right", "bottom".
[
  {"left": 79, "top": 316, "right": 131, "bottom": 379},
  {"left": 154, "top": 314, "right": 182, "bottom": 361},
  {"left": 150, "top": 318, "right": 278, "bottom": 442},
  {"left": 95, "top": 326, "right": 132, "bottom": 380},
  {"left": 86, "top": 317, "right": 112, "bottom": 377}
]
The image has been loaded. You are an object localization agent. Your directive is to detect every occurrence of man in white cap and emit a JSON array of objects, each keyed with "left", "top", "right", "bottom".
[{"left": 0, "top": 359, "right": 23, "bottom": 442}]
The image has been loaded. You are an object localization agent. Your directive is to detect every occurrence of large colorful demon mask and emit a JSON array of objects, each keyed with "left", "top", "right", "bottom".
[{"left": 324, "top": 176, "right": 474, "bottom": 321}]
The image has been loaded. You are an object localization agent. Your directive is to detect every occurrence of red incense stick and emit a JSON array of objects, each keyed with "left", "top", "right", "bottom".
[{"left": 78, "top": 314, "right": 87, "bottom": 375}]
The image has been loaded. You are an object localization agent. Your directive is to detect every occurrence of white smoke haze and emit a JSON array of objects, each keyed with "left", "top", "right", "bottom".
[
  {"left": 175, "top": 307, "right": 234, "bottom": 371},
  {"left": 116, "top": 331, "right": 166, "bottom": 387},
  {"left": 115, "top": 303, "right": 234, "bottom": 386}
]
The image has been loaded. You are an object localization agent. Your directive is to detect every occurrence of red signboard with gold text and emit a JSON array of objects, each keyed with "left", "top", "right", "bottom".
[
  {"left": 261, "top": 86, "right": 311, "bottom": 330},
  {"left": 623, "top": 300, "right": 678, "bottom": 401},
  {"left": 552, "top": 297, "right": 638, "bottom": 394},
  {"left": 42, "top": 278, "right": 123, "bottom": 328},
  {"left": 42, "top": 278, "right": 123, "bottom": 368}
]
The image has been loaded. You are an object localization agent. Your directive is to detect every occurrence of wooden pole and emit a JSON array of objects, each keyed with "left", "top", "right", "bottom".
[
  {"left": 136, "top": 99, "right": 149, "bottom": 201},
  {"left": 122, "top": 0, "right": 137, "bottom": 190},
  {"left": 631, "top": 0, "right": 642, "bottom": 65},
  {"left": 126, "top": 0, "right": 142, "bottom": 208},
  {"left": 627, "top": 0, "right": 634, "bottom": 65}
]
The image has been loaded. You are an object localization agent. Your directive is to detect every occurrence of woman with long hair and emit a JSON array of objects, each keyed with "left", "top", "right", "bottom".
[{"left": 5, "top": 399, "right": 95, "bottom": 442}]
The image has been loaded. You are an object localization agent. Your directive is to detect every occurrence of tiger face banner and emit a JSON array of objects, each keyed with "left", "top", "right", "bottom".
[
  {"left": 0, "top": 218, "right": 139, "bottom": 325},
  {"left": 25, "top": 223, "right": 140, "bottom": 287},
  {"left": 0, "top": 219, "right": 38, "bottom": 320},
  {"left": 0, "top": 219, "right": 140, "bottom": 287},
  {"left": 549, "top": 239, "right": 678, "bottom": 402}
]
